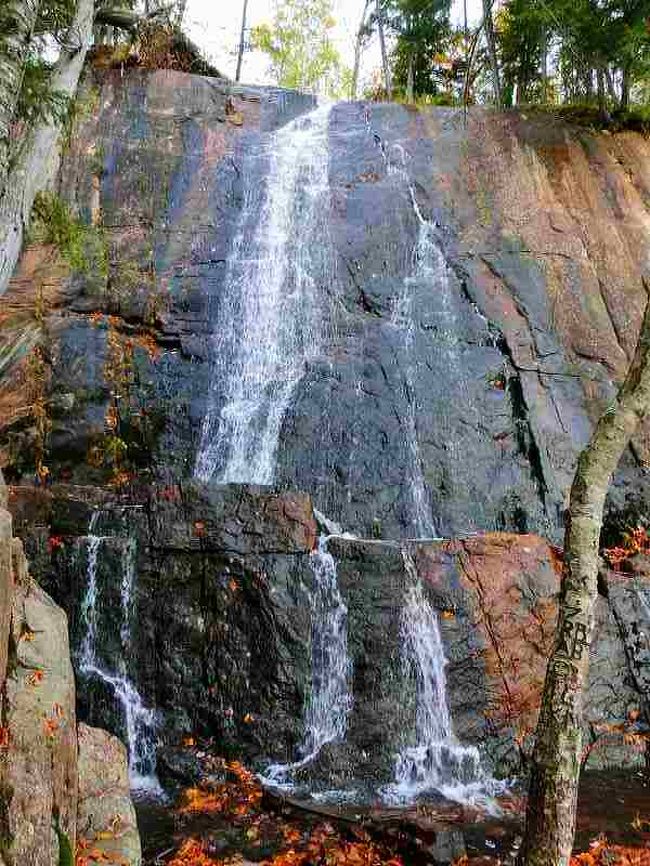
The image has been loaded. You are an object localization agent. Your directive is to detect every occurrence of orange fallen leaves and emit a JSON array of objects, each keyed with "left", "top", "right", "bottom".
[
  {"left": 604, "top": 527, "right": 650, "bottom": 571},
  {"left": 47, "top": 535, "right": 64, "bottom": 554},
  {"left": 43, "top": 717, "right": 59, "bottom": 738},
  {"left": 108, "top": 469, "right": 134, "bottom": 489},
  {"left": 571, "top": 837, "right": 650, "bottom": 866},
  {"left": 172, "top": 758, "right": 404, "bottom": 866},
  {"left": 75, "top": 836, "right": 130, "bottom": 865},
  {"left": 178, "top": 786, "right": 228, "bottom": 815},
  {"left": 167, "top": 839, "right": 220, "bottom": 866},
  {"left": 177, "top": 760, "right": 263, "bottom": 819}
]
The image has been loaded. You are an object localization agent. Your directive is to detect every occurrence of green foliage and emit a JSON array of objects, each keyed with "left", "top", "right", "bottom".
[
  {"left": 251, "top": 0, "right": 350, "bottom": 96},
  {"left": 384, "top": 0, "right": 452, "bottom": 98},
  {"left": 537, "top": 102, "right": 650, "bottom": 133},
  {"left": 30, "top": 192, "right": 107, "bottom": 278},
  {"left": 15, "top": 57, "right": 71, "bottom": 127},
  {"left": 53, "top": 817, "right": 74, "bottom": 866},
  {"left": 496, "top": 0, "right": 650, "bottom": 109},
  {"left": 497, "top": 0, "right": 547, "bottom": 104}
]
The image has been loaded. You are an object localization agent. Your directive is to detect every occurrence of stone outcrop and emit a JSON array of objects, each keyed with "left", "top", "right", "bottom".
[
  {"left": 0, "top": 473, "right": 141, "bottom": 865},
  {"left": 0, "top": 70, "right": 648, "bottom": 542},
  {"left": 7, "top": 482, "right": 650, "bottom": 792},
  {"left": 77, "top": 724, "right": 141, "bottom": 866},
  {"left": 1, "top": 67, "right": 650, "bottom": 806}
]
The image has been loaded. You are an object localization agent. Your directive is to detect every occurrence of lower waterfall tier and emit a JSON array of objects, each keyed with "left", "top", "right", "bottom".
[{"left": 8, "top": 481, "right": 650, "bottom": 802}]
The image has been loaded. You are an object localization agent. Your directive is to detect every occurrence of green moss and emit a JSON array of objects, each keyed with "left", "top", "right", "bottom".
[
  {"left": 30, "top": 192, "right": 107, "bottom": 279},
  {"left": 54, "top": 824, "right": 74, "bottom": 866},
  {"left": 62, "top": 84, "right": 101, "bottom": 151},
  {"left": 475, "top": 184, "right": 493, "bottom": 227}
]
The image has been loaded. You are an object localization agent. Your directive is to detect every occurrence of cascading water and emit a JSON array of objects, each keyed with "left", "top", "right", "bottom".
[
  {"left": 391, "top": 257, "right": 437, "bottom": 539},
  {"left": 195, "top": 103, "right": 333, "bottom": 485},
  {"left": 385, "top": 552, "right": 494, "bottom": 805},
  {"left": 380, "top": 140, "right": 457, "bottom": 539},
  {"left": 301, "top": 535, "right": 353, "bottom": 758},
  {"left": 262, "top": 535, "right": 352, "bottom": 786},
  {"left": 79, "top": 520, "right": 160, "bottom": 794}
]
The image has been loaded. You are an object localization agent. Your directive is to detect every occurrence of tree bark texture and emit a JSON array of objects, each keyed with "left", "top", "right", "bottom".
[
  {"left": 375, "top": 0, "right": 392, "bottom": 99},
  {"left": 406, "top": 50, "right": 414, "bottom": 101},
  {"left": 351, "top": 0, "right": 371, "bottom": 99},
  {"left": 521, "top": 289, "right": 650, "bottom": 866},
  {"left": 0, "top": 0, "right": 94, "bottom": 297},
  {"left": 482, "top": 0, "right": 501, "bottom": 107},
  {"left": 0, "top": 0, "right": 42, "bottom": 196}
]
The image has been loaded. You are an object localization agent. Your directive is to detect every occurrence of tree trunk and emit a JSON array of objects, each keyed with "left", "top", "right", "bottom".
[
  {"left": 621, "top": 67, "right": 630, "bottom": 109},
  {"left": 406, "top": 49, "right": 414, "bottom": 102},
  {"left": 0, "top": 0, "right": 42, "bottom": 197},
  {"left": 235, "top": 0, "right": 249, "bottom": 83},
  {"left": 605, "top": 67, "right": 618, "bottom": 105},
  {"left": 351, "top": 0, "right": 371, "bottom": 99},
  {"left": 482, "top": 0, "right": 501, "bottom": 108},
  {"left": 596, "top": 66, "right": 607, "bottom": 117},
  {"left": 540, "top": 26, "right": 548, "bottom": 103},
  {"left": 0, "top": 0, "right": 94, "bottom": 297},
  {"left": 521, "top": 288, "right": 650, "bottom": 866},
  {"left": 375, "top": 0, "right": 392, "bottom": 100}
]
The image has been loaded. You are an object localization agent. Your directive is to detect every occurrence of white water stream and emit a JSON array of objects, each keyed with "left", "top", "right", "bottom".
[
  {"left": 79, "top": 518, "right": 160, "bottom": 794},
  {"left": 384, "top": 552, "right": 498, "bottom": 806},
  {"left": 262, "top": 535, "right": 352, "bottom": 786},
  {"left": 195, "top": 104, "right": 333, "bottom": 485}
]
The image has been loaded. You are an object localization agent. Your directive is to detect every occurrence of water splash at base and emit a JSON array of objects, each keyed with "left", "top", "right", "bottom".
[{"left": 382, "top": 554, "right": 505, "bottom": 810}]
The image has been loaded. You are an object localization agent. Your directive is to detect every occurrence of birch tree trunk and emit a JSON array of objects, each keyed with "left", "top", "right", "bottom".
[
  {"left": 521, "top": 288, "right": 650, "bottom": 866},
  {"left": 621, "top": 67, "right": 630, "bottom": 108},
  {"left": 0, "top": 0, "right": 42, "bottom": 196},
  {"left": 375, "top": 0, "right": 392, "bottom": 100},
  {"left": 0, "top": 0, "right": 94, "bottom": 297},
  {"left": 596, "top": 66, "right": 607, "bottom": 117},
  {"left": 406, "top": 49, "right": 414, "bottom": 101},
  {"left": 482, "top": 0, "right": 501, "bottom": 107},
  {"left": 351, "top": 0, "right": 371, "bottom": 99}
]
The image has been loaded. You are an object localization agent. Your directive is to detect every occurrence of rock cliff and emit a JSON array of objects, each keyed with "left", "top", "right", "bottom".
[
  {"left": 7, "top": 481, "right": 650, "bottom": 795},
  {"left": 1, "top": 67, "right": 650, "bottom": 805},
  {"left": 0, "top": 473, "right": 141, "bottom": 865},
  {"left": 1, "top": 69, "right": 648, "bottom": 541}
]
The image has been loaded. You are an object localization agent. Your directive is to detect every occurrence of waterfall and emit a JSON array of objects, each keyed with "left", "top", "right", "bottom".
[
  {"left": 79, "top": 523, "right": 160, "bottom": 795},
  {"left": 391, "top": 254, "right": 437, "bottom": 539},
  {"left": 195, "top": 103, "right": 333, "bottom": 485},
  {"left": 386, "top": 552, "right": 490, "bottom": 805},
  {"left": 262, "top": 535, "right": 352, "bottom": 786},
  {"left": 301, "top": 535, "right": 353, "bottom": 757},
  {"left": 378, "top": 139, "right": 456, "bottom": 539}
]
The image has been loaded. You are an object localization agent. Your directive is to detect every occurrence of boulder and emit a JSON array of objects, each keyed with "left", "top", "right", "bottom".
[
  {"left": 77, "top": 724, "right": 142, "bottom": 866},
  {"left": 0, "top": 496, "right": 142, "bottom": 864},
  {"left": 0, "top": 533, "right": 77, "bottom": 865}
]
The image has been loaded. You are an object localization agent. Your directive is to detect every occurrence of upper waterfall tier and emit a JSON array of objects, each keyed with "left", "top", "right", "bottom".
[
  {"left": 195, "top": 104, "right": 334, "bottom": 485},
  {"left": 3, "top": 70, "right": 650, "bottom": 542}
]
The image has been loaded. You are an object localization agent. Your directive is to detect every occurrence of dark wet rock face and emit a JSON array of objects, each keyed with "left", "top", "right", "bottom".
[
  {"left": 3, "top": 69, "right": 650, "bottom": 800},
  {"left": 4, "top": 71, "right": 649, "bottom": 539},
  {"left": 10, "top": 484, "right": 650, "bottom": 793}
]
